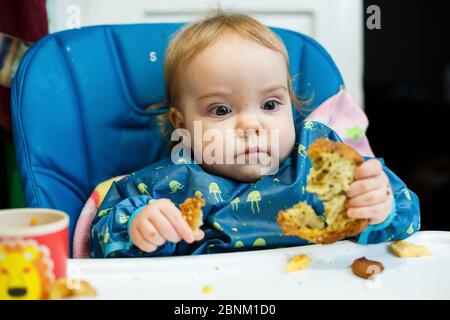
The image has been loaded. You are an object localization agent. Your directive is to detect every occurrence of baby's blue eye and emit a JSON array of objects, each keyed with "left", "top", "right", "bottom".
[
  {"left": 262, "top": 100, "right": 280, "bottom": 111},
  {"left": 211, "top": 105, "right": 232, "bottom": 116}
]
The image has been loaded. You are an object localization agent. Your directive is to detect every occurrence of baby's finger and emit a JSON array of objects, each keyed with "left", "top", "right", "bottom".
[
  {"left": 132, "top": 229, "right": 157, "bottom": 253},
  {"left": 347, "top": 174, "right": 388, "bottom": 198},
  {"left": 347, "top": 199, "right": 391, "bottom": 220},
  {"left": 138, "top": 220, "right": 166, "bottom": 246},
  {"left": 193, "top": 229, "right": 205, "bottom": 241},
  {"left": 346, "top": 187, "right": 388, "bottom": 208},
  {"left": 347, "top": 206, "right": 379, "bottom": 220},
  {"left": 147, "top": 211, "right": 181, "bottom": 244},
  {"left": 354, "top": 159, "right": 383, "bottom": 179},
  {"left": 370, "top": 198, "right": 393, "bottom": 225},
  {"left": 159, "top": 199, "right": 195, "bottom": 243}
]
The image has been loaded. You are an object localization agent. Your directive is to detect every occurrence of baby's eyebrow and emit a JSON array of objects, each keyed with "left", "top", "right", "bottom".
[
  {"left": 197, "top": 90, "right": 233, "bottom": 101},
  {"left": 260, "top": 85, "right": 288, "bottom": 94},
  {"left": 196, "top": 85, "right": 287, "bottom": 101}
]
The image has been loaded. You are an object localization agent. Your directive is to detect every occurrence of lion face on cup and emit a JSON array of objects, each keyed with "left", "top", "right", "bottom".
[{"left": 0, "top": 241, "right": 54, "bottom": 300}]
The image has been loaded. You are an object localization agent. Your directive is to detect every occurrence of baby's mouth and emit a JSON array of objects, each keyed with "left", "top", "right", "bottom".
[{"left": 237, "top": 146, "right": 266, "bottom": 155}]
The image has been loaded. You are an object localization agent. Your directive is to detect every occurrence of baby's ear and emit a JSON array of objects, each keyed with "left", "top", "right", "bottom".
[{"left": 168, "top": 107, "right": 186, "bottom": 129}]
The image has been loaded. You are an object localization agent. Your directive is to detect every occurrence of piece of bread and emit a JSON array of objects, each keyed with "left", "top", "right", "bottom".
[
  {"left": 285, "top": 254, "right": 312, "bottom": 273},
  {"left": 278, "top": 138, "right": 369, "bottom": 244},
  {"left": 389, "top": 240, "right": 431, "bottom": 258},
  {"left": 180, "top": 194, "right": 206, "bottom": 232},
  {"left": 48, "top": 278, "right": 97, "bottom": 300}
]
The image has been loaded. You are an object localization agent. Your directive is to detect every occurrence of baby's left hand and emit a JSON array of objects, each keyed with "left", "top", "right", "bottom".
[{"left": 346, "top": 159, "right": 393, "bottom": 225}]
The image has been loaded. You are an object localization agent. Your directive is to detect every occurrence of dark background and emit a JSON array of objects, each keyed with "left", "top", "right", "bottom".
[{"left": 363, "top": 0, "right": 450, "bottom": 230}]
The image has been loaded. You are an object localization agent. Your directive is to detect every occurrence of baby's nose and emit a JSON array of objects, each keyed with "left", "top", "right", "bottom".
[
  {"left": 236, "top": 127, "right": 260, "bottom": 138},
  {"left": 236, "top": 118, "right": 262, "bottom": 138}
]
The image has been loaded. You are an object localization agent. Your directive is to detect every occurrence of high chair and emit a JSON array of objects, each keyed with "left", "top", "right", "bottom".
[{"left": 10, "top": 23, "right": 344, "bottom": 250}]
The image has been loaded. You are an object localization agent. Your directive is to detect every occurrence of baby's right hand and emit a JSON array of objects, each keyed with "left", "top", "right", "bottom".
[{"left": 130, "top": 198, "right": 205, "bottom": 253}]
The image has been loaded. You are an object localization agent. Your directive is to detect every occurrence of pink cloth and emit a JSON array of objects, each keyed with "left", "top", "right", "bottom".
[
  {"left": 73, "top": 176, "right": 125, "bottom": 258},
  {"left": 72, "top": 90, "right": 375, "bottom": 258},
  {"left": 305, "top": 90, "right": 375, "bottom": 157},
  {"left": 72, "top": 197, "right": 97, "bottom": 258}
]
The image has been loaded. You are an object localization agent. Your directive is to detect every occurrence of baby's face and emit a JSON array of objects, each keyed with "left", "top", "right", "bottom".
[{"left": 171, "top": 32, "right": 296, "bottom": 182}]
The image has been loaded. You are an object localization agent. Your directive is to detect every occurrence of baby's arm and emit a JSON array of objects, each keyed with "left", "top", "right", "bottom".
[
  {"left": 305, "top": 92, "right": 420, "bottom": 243},
  {"left": 351, "top": 160, "right": 420, "bottom": 244},
  {"left": 90, "top": 193, "right": 163, "bottom": 258},
  {"left": 129, "top": 199, "right": 204, "bottom": 253},
  {"left": 89, "top": 181, "right": 201, "bottom": 258}
]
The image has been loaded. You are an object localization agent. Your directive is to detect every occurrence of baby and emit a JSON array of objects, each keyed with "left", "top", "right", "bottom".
[{"left": 89, "top": 12, "right": 420, "bottom": 258}]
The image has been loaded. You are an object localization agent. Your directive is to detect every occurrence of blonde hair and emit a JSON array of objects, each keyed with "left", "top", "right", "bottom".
[{"left": 148, "top": 11, "right": 302, "bottom": 139}]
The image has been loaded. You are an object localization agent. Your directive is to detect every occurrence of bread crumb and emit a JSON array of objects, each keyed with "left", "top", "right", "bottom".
[
  {"left": 285, "top": 254, "right": 311, "bottom": 273},
  {"left": 202, "top": 285, "right": 214, "bottom": 294},
  {"left": 48, "top": 278, "right": 96, "bottom": 300},
  {"left": 389, "top": 240, "right": 431, "bottom": 258}
]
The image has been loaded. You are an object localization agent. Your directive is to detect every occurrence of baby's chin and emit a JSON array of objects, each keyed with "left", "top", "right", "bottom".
[{"left": 202, "top": 162, "right": 279, "bottom": 183}]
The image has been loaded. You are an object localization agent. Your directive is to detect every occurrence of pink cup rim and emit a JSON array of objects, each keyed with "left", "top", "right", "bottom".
[{"left": 0, "top": 208, "right": 69, "bottom": 238}]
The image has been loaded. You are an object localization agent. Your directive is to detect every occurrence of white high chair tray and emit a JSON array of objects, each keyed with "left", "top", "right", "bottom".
[{"left": 69, "top": 231, "right": 450, "bottom": 299}]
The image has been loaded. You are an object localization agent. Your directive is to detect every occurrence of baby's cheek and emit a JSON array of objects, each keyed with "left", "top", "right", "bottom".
[
  {"left": 197, "top": 140, "right": 232, "bottom": 167},
  {"left": 275, "top": 124, "right": 296, "bottom": 159}
]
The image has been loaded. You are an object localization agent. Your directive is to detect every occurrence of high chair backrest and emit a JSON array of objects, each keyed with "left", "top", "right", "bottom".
[{"left": 11, "top": 23, "right": 344, "bottom": 245}]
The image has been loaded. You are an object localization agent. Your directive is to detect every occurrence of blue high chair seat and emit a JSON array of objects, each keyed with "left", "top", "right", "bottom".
[{"left": 11, "top": 23, "right": 344, "bottom": 248}]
